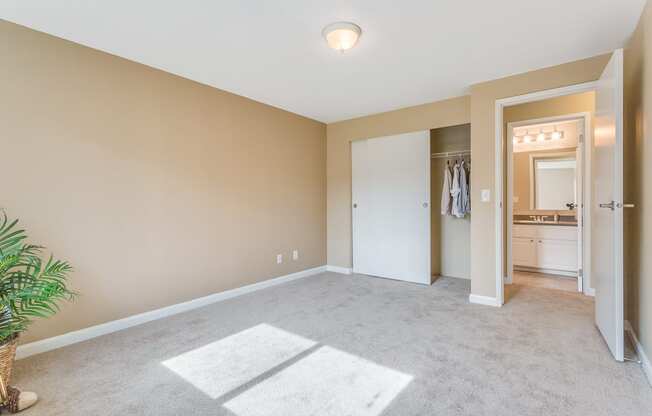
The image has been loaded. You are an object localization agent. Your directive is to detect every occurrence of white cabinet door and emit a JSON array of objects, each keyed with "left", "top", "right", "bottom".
[
  {"left": 351, "top": 131, "right": 431, "bottom": 284},
  {"left": 512, "top": 237, "right": 536, "bottom": 267},
  {"left": 536, "top": 239, "right": 578, "bottom": 272}
]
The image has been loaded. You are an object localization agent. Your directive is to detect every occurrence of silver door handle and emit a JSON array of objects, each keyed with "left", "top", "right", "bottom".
[{"left": 599, "top": 201, "right": 635, "bottom": 210}]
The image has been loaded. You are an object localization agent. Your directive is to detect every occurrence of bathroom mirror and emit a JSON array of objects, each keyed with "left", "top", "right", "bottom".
[{"left": 530, "top": 152, "right": 577, "bottom": 210}]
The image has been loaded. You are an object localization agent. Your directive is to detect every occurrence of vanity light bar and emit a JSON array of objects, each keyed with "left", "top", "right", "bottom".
[{"left": 513, "top": 130, "right": 564, "bottom": 144}]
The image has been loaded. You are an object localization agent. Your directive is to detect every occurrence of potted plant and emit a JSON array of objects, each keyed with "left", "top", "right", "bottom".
[{"left": 0, "top": 211, "right": 75, "bottom": 412}]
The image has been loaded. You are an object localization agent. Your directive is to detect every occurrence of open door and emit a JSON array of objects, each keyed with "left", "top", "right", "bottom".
[
  {"left": 576, "top": 121, "right": 584, "bottom": 293},
  {"left": 352, "top": 131, "right": 431, "bottom": 284},
  {"left": 592, "top": 49, "right": 625, "bottom": 361}
]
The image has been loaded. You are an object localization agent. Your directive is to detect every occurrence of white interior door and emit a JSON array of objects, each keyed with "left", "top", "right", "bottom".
[
  {"left": 352, "top": 131, "right": 431, "bottom": 284},
  {"left": 576, "top": 125, "right": 584, "bottom": 293},
  {"left": 592, "top": 49, "right": 625, "bottom": 362}
]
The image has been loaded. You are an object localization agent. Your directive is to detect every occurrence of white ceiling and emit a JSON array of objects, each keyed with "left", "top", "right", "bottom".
[{"left": 1, "top": 0, "right": 646, "bottom": 123}]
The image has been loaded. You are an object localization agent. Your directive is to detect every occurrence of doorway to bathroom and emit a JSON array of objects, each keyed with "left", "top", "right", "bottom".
[{"left": 506, "top": 112, "right": 590, "bottom": 295}]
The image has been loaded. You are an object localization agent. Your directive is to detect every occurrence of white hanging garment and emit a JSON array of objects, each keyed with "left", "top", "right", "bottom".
[
  {"left": 440, "top": 164, "right": 452, "bottom": 215},
  {"left": 451, "top": 162, "right": 463, "bottom": 217},
  {"left": 460, "top": 160, "right": 470, "bottom": 214}
]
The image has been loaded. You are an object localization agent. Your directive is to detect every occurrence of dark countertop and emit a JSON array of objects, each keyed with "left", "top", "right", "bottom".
[{"left": 513, "top": 221, "right": 578, "bottom": 227}]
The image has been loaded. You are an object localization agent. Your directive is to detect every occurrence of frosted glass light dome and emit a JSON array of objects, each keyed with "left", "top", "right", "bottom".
[{"left": 322, "top": 22, "right": 362, "bottom": 52}]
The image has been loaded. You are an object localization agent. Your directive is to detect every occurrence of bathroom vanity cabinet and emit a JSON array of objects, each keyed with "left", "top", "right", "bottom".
[{"left": 512, "top": 224, "right": 578, "bottom": 276}]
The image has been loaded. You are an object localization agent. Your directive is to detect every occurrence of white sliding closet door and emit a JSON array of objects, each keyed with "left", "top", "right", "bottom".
[{"left": 352, "top": 131, "right": 431, "bottom": 284}]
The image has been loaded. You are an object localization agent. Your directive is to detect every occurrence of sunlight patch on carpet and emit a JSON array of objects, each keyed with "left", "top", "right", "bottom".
[
  {"left": 223, "top": 346, "right": 413, "bottom": 416},
  {"left": 162, "top": 323, "right": 316, "bottom": 399}
]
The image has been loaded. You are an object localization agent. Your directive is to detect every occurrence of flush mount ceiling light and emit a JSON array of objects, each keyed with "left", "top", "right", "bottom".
[{"left": 322, "top": 22, "right": 362, "bottom": 52}]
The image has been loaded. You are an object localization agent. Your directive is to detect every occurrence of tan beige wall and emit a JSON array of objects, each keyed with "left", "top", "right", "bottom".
[
  {"left": 431, "top": 125, "right": 471, "bottom": 280},
  {"left": 327, "top": 96, "right": 471, "bottom": 268},
  {"left": 0, "top": 21, "right": 327, "bottom": 344},
  {"left": 469, "top": 54, "right": 610, "bottom": 298},
  {"left": 503, "top": 92, "right": 595, "bottom": 125},
  {"left": 624, "top": 0, "right": 652, "bottom": 363}
]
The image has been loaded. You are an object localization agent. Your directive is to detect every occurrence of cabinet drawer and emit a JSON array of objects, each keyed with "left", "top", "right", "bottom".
[
  {"left": 536, "top": 227, "right": 577, "bottom": 241},
  {"left": 513, "top": 224, "right": 577, "bottom": 241},
  {"left": 513, "top": 225, "right": 537, "bottom": 238}
]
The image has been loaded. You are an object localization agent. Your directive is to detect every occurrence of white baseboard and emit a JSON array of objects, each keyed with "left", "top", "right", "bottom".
[
  {"left": 469, "top": 294, "right": 502, "bottom": 307},
  {"left": 625, "top": 320, "right": 652, "bottom": 387},
  {"left": 16, "top": 265, "right": 327, "bottom": 360},
  {"left": 326, "top": 265, "right": 352, "bottom": 275}
]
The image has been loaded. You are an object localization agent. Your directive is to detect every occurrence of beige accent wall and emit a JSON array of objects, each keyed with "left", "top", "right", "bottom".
[
  {"left": 0, "top": 21, "right": 327, "bottom": 344},
  {"left": 624, "top": 0, "right": 652, "bottom": 367},
  {"left": 431, "top": 125, "right": 471, "bottom": 280},
  {"left": 504, "top": 91, "right": 595, "bottom": 125},
  {"left": 327, "top": 97, "right": 471, "bottom": 268},
  {"left": 469, "top": 54, "right": 610, "bottom": 298}
]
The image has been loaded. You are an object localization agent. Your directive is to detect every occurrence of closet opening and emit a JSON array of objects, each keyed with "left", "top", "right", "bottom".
[{"left": 431, "top": 124, "right": 471, "bottom": 283}]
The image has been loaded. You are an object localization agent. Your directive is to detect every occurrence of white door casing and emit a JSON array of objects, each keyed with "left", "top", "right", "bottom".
[
  {"left": 351, "top": 131, "right": 431, "bottom": 284},
  {"left": 593, "top": 49, "right": 625, "bottom": 362}
]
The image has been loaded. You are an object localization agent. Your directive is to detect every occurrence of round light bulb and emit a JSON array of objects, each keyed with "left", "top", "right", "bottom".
[
  {"left": 524, "top": 135, "right": 532, "bottom": 143},
  {"left": 537, "top": 133, "right": 545, "bottom": 142},
  {"left": 551, "top": 131, "right": 561, "bottom": 140}
]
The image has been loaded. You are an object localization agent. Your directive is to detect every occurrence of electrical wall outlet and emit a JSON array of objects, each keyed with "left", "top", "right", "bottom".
[
  {"left": 292, "top": 249, "right": 299, "bottom": 260},
  {"left": 276, "top": 254, "right": 283, "bottom": 264}
]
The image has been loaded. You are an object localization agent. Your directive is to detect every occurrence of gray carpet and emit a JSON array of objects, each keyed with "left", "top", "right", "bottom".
[{"left": 12, "top": 273, "right": 652, "bottom": 415}]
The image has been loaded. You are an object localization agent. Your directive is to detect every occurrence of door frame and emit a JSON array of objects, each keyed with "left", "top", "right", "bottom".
[
  {"left": 505, "top": 112, "right": 592, "bottom": 294},
  {"left": 494, "top": 81, "right": 597, "bottom": 305}
]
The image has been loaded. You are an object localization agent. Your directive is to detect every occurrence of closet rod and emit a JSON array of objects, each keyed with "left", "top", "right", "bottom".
[{"left": 431, "top": 150, "right": 471, "bottom": 159}]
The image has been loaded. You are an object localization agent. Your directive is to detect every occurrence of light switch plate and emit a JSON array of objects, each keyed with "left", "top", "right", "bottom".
[{"left": 481, "top": 189, "right": 491, "bottom": 202}]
